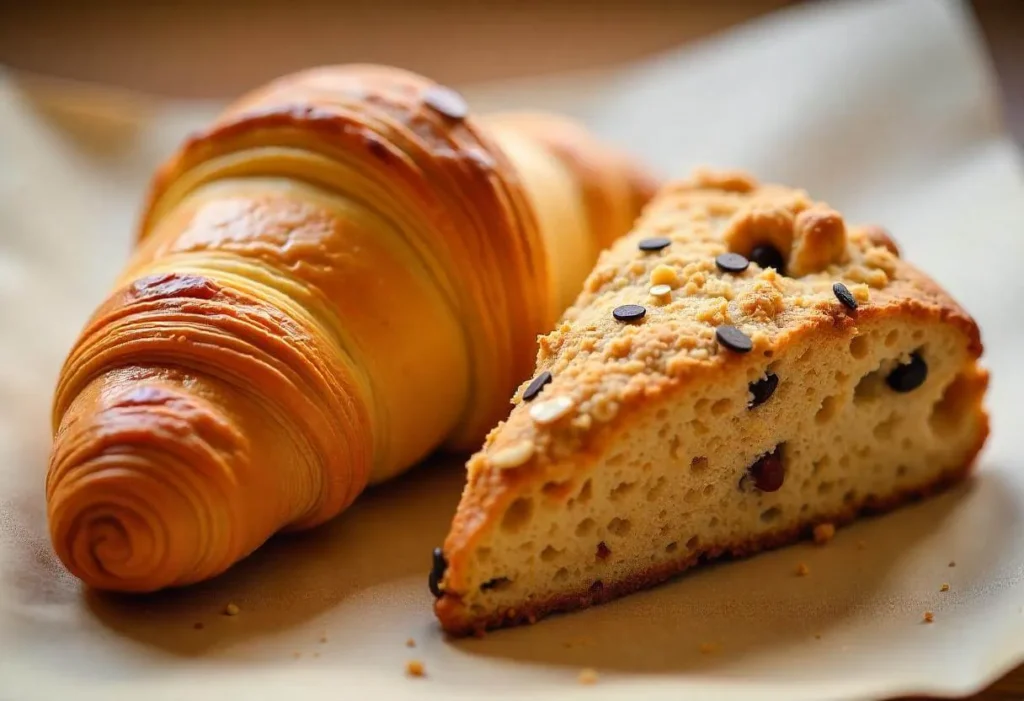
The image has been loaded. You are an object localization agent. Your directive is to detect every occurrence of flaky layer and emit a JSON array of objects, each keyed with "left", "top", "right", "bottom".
[{"left": 47, "top": 65, "right": 654, "bottom": 592}]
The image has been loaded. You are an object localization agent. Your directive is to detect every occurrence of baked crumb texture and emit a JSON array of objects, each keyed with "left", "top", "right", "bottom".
[
  {"left": 405, "top": 660, "right": 426, "bottom": 677},
  {"left": 435, "top": 169, "right": 989, "bottom": 636},
  {"left": 812, "top": 522, "right": 836, "bottom": 545}
]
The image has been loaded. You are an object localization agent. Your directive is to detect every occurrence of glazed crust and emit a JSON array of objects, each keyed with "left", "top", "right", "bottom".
[
  {"left": 46, "top": 65, "right": 654, "bottom": 592},
  {"left": 436, "top": 169, "right": 988, "bottom": 635}
]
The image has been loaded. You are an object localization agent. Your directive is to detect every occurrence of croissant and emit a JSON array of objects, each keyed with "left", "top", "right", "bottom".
[{"left": 47, "top": 65, "right": 656, "bottom": 592}]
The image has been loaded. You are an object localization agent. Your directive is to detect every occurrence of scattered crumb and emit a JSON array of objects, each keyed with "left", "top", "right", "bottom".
[
  {"left": 224, "top": 603, "right": 240, "bottom": 616},
  {"left": 193, "top": 622, "right": 204, "bottom": 630},
  {"left": 406, "top": 660, "right": 426, "bottom": 677},
  {"left": 814, "top": 634, "right": 822, "bottom": 640},
  {"left": 923, "top": 611, "right": 934, "bottom": 623},
  {"left": 406, "top": 638, "right": 416, "bottom": 648},
  {"left": 796, "top": 562, "right": 810, "bottom": 577},
  {"left": 320, "top": 635, "right": 328, "bottom": 644},
  {"left": 293, "top": 651, "right": 302, "bottom": 659},
  {"left": 578, "top": 668, "right": 599, "bottom": 685},
  {"left": 812, "top": 523, "right": 836, "bottom": 545},
  {"left": 699, "top": 642, "right": 720, "bottom": 655},
  {"left": 948, "top": 561, "right": 956, "bottom": 568},
  {"left": 856, "top": 540, "right": 867, "bottom": 550},
  {"left": 312, "top": 652, "right": 320, "bottom": 658},
  {"left": 940, "top": 583, "right": 950, "bottom": 592}
]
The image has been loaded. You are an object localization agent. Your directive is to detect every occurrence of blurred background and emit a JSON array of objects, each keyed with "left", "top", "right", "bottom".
[{"left": 0, "top": 0, "right": 1019, "bottom": 142}]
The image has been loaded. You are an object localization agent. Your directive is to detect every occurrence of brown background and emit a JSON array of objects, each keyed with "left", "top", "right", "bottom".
[{"left": 0, "top": 1, "right": 1022, "bottom": 698}]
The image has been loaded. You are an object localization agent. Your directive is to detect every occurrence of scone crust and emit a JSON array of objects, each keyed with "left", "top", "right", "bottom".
[{"left": 436, "top": 169, "right": 988, "bottom": 635}]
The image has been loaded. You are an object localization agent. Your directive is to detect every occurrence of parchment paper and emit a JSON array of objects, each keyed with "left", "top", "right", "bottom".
[{"left": 3, "top": 0, "right": 1024, "bottom": 699}]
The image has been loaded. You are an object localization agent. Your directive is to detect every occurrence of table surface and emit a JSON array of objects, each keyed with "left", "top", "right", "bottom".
[{"left": 1, "top": 1, "right": 1021, "bottom": 698}]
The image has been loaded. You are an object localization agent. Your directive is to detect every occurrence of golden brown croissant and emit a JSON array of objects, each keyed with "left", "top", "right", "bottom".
[{"left": 47, "top": 65, "right": 656, "bottom": 592}]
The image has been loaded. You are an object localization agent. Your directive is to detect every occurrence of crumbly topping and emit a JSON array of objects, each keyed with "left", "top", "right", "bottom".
[{"left": 476, "top": 169, "right": 930, "bottom": 473}]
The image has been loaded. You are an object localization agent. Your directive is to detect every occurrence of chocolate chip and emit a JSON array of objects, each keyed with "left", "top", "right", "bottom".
[
  {"left": 748, "top": 372, "right": 779, "bottom": 409},
  {"left": 715, "top": 252, "right": 750, "bottom": 273},
  {"left": 522, "top": 371, "right": 552, "bottom": 402},
  {"left": 747, "top": 445, "right": 785, "bottom": 492},
  {"left": 596, "top": 542, "right": 611, "bottom": 560},
  {"left": 613, "top": 304, "right": 646, "bottom": 323},
  {"left": 886, "top": 352, "right": 927, "bottom": 393},
  {"left": 428, "top": 547, "right": 447, "bottom": 598},
  {"left": 833, "top": 282, "right": 858, "bottom": 311},
  {"left": 638, "top": 237, "right": 671, "bottom": 252},
  {"left": 424, "top": 85, "right": 469, "bottom": 120},
  {"left": 750, "top": 244, "right": 786, "bottom": 274},
  {"left": 715, "top": 325, "right": 753, "bottom": 353}
]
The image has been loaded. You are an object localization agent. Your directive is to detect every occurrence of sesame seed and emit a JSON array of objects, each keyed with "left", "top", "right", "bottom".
[
  {"left": 488, "top": 440, "right": 535, "bottom": 469},
  {"left": 529, "top": 395, "right": 575, "bottom": 425}
]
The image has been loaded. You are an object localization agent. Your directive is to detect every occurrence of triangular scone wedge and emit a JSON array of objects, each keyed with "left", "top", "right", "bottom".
[{"left": 434, "top": 169, "right": 988, "bottom": 636}]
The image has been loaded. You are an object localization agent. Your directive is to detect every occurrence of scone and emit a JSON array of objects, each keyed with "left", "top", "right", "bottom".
[{"left": 433, "top": 169, "right": 989, "bottom": 635}]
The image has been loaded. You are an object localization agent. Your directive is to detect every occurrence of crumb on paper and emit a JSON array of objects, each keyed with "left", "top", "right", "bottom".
[
  {"left": 312, "top": 652, "right": 320, "bottom": 658},
  {"left": 699, "top": 642, "right": 720, "bottom": 655},
  {"left": 923, "top": 611, "right": 934, "bottom": 623},
  {"left": 224, "top": 603, "right": 240, "bottom": 616},
  {"left": 855, "top": 540, "right": 867, "bottom": 550},
  {"left": 406, "top": 638, "right": 416, "bottom": 648},
  {"left": 193, "top": 622, "right": 204, "bottom": 630},
  {"left": 948, "top": 560, "right": 956, "bottom": 568},
  {"left": 320, "top": 634, "right": 328, "bottom": 644},
  {"left": 406, "top": 660, "right": 426, "bottom": 677},
  {"left": 814, "top": 634, "right": 822, "bottom": 640},
  {"left": 293, "top": 651, "right": 302, "bottom": 659},
  {"left": 812, "top": 523, "right": 835, "bottom": 545},
  {"left": 578, "top": 668, "right": 599, "bottom": 685},
  {"left": 796, "top": 562, "right": 810, "bottom": 577},
  {"left": 940, "top": 583, "right": 950, "bottom": 592}
]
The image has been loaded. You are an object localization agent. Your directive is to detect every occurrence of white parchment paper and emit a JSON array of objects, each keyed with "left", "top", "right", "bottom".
[{"left": 2, "top": 0, "right": 1024, "bottom": 699}]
